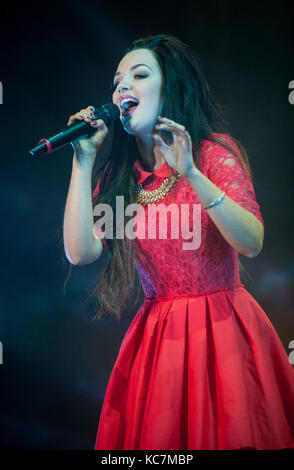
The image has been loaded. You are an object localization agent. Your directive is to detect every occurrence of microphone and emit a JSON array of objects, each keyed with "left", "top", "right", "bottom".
[{"left": 29, "top": 103, "right": 120, "bottom": 156}]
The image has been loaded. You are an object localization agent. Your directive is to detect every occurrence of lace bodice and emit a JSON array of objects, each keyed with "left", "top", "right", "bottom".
[{"left": 92, "top": 133, "right": 264, "bottom": 299}]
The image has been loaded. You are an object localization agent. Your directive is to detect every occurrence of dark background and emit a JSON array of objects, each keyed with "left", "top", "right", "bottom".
[{"left": 0, "top": 0, "right": 293, "bottom": 449}]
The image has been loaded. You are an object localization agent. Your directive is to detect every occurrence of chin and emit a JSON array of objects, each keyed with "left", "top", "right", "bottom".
[
  {"left": 122, "top": 118, "right": 140, "bottom": 136},
  {"left": 124, "top": 117, "right": 155, "bottom": 137}
]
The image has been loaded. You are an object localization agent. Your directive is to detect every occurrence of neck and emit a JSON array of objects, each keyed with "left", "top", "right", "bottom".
[{"left": 135, "top": 134, "right": 165, "bottom": 172}]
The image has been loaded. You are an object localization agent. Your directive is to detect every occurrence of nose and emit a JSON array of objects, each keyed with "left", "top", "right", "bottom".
[{"left": 117, "top": 77, "right": 132, "bottom": 93}]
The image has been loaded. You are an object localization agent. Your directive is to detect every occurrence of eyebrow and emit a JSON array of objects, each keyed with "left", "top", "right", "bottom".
[{"left": 114, "top": 64, "right": 152, "bottom": 78}]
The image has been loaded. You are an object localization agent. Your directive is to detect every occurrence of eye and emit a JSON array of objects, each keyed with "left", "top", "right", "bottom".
[
  {"left": 134, "top": 74, "right": 147, "bottom": 79},
  {"left": 111, "top": 73, "right": 148, "bottom": 92}
]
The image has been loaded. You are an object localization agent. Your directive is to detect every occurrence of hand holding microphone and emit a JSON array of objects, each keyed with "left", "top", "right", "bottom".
[
  {"left": 67, "top": 105, "right": 109, "bottom": 166},
  {"left": 29, "top": 102, "right": 120, "bottom": 158}
]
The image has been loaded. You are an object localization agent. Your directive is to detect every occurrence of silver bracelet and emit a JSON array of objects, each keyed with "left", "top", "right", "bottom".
[{"left": 204, "top": 191, "right": 226, "bottom": 210}]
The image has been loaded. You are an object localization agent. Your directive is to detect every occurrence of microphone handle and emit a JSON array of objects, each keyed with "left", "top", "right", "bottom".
[
  {"left": 29, "top": 104, "right": 118, "bottom": 156},
  {"left": 29, "top": 120, "right": 96, "bottom": 156}
]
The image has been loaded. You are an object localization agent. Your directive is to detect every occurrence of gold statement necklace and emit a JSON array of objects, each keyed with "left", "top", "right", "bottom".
[{"left": 134, "top": 171, "right": 181, "bottom": 205}]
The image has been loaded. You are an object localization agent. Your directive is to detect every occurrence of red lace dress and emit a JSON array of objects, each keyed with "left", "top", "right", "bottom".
[{"left": 92, "top": 133, "right": 294, "bottom": 450}]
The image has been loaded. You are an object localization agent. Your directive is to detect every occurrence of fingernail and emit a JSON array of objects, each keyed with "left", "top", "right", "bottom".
[{"left": 91, "top": 120, "right": 97, "bottom": 125}]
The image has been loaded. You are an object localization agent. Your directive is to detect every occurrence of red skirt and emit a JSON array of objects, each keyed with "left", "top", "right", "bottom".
[{"left": 94, "top": 285, "right": 294, "bottom": 450}]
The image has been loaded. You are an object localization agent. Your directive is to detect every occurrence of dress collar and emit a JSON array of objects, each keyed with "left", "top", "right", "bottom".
[{"left": 134, "top": 158, "right": 176, "bottom": 184}]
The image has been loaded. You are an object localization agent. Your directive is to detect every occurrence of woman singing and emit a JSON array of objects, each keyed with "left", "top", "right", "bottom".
[{"left": 63, "top": 34, "right": 294, "bottom": 450}]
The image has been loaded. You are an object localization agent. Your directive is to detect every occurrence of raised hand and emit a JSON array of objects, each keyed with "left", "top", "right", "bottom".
[{"left": 152, "top": 116, "right": 197, "bottom": 178}]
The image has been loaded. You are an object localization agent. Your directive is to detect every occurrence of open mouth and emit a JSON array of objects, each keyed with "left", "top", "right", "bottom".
[{"left": 120, "top": 98, "right": 140, "bottom": 117}]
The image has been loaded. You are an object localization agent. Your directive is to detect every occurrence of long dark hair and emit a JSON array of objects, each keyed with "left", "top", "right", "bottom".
[{"left": 64, "top": 34, "right": 255, "bottom": 321}]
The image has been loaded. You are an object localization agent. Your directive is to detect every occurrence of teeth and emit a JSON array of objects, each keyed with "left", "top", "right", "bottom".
[{"left": 120, "top": 97, "right": 139, "bottom": 111}]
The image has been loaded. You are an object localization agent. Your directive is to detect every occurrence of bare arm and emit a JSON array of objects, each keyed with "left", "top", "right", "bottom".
[
  {"left": 63, "top": 105, "right": 108, "bottom": 265},
  {"left": 63, "top": 153, "right": 103, "bottom": 265},
  {"left": 185, "top": 166, "right": 264, "bottom": 258}
]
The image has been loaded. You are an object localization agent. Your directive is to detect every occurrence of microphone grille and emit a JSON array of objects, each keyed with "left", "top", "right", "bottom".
[{"left": 95, "top": 103, "right": 120, "bottom": 125}]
